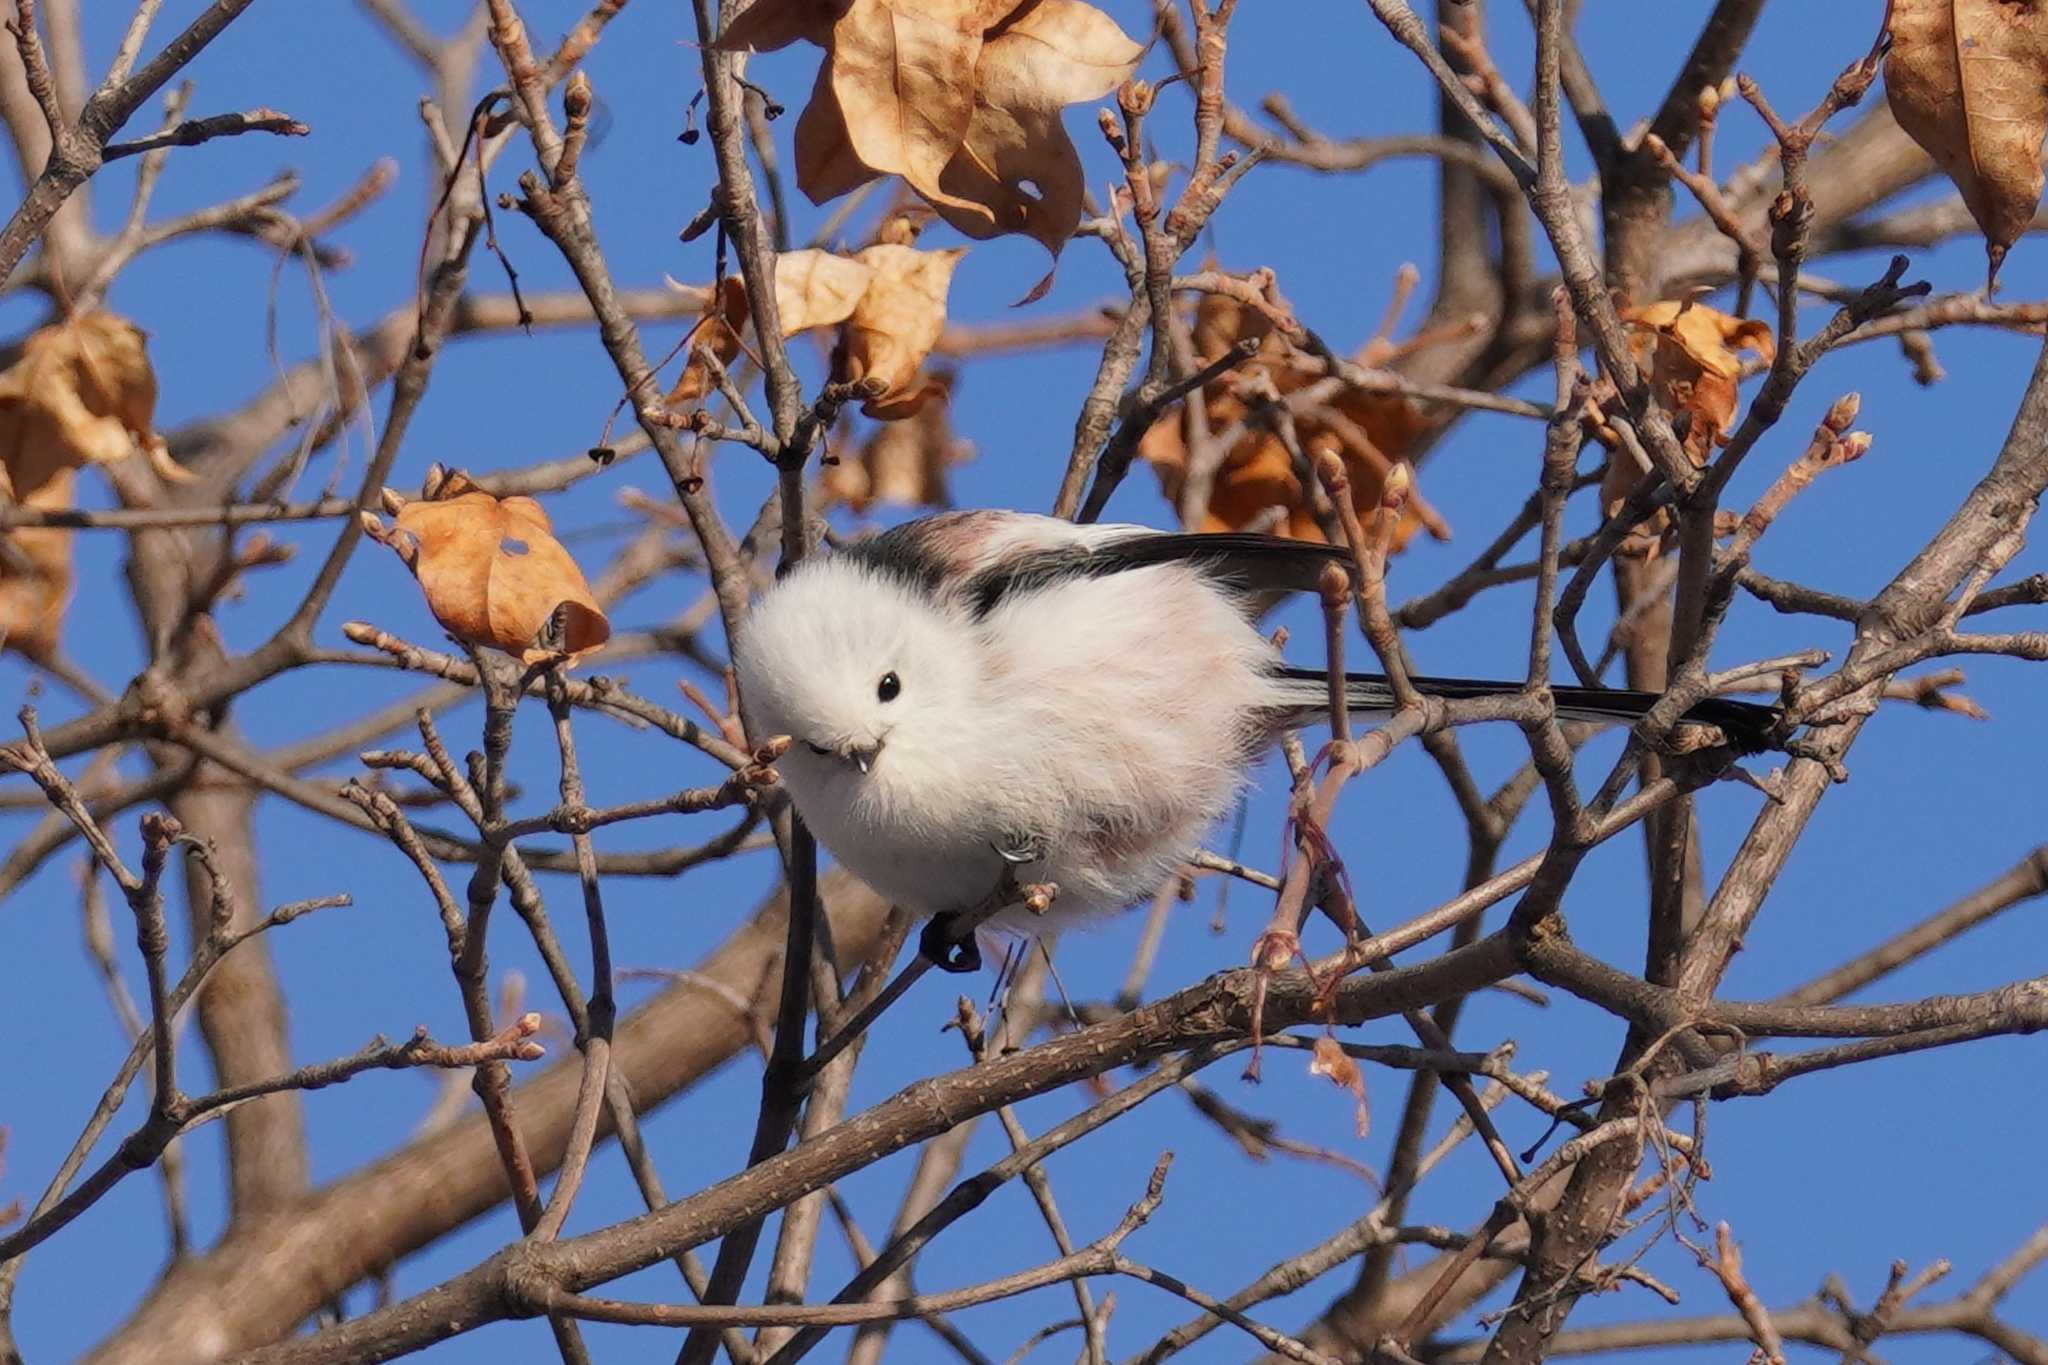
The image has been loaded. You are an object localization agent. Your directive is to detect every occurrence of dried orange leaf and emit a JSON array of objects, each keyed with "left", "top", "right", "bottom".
[
  {"left": 1625, "top": 300, "right": 1776, "bottom": 387},
  {"left": 1307, "top": 1035, "right": 1370, "bottom": 1138},
  {"left": 1597, "top": 301, "right": 1774, "bottom": 554},
  {"left": 1192, "top": 286, "right": 1277, "bottom": 365},
  {"left": 371, "top": 469, "right": 610, "bottom": 665},
  {"left": 822, "top": 369, "right": 973, "bottom": 509},
  {"left": 665, "top": 279, "right": 750, "bottom": 407},
  {"left": 1887, "top": 0, "right": 2048, "bottom": 284},
  {"left": 0, "top": 311, "right": 186, "bottom": 500},
  {"left": 835, "top": 243, "right": 965, "bottom": 416}
]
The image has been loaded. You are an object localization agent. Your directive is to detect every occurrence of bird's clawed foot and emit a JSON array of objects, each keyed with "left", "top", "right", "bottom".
[
  {"left": 991, "top": 832, "right": 1044, "bottom": 866},
  {"left": 920, "top": 912, "right": 982, "bottom": 973}
]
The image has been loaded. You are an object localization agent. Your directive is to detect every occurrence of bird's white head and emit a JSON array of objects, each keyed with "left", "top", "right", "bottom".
[{"left": 733, "top": 557, "right": 977, "bottom": 790}]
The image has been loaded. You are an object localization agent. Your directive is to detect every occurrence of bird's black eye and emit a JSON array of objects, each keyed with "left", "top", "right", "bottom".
[{"left": 877, "top": 671, "right": 901, "bottom": 703}]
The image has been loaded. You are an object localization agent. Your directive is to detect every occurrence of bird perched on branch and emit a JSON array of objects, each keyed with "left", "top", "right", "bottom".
[{"left": 734, "top": 510, "right": 1777, "bottom": 971}]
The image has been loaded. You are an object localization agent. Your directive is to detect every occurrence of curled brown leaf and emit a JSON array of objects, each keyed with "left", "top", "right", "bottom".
[
  {"left": 0, "top": 311, "right": 188, "bottom": 500},
  {"left": 0, "top": 311, "right": 192, "bottom": 658},
  {"left": 828, "top": 0, "right": 989, "bottom": 217},
  {"left": 714, "top": 0, "right": 847, "bottom": 53},
  {"left": 1603, "top": 301, "right": 1774, "bottom": 550},
  {"left": 1622, "top": 300, "right": 1776, "bottom": 465}
]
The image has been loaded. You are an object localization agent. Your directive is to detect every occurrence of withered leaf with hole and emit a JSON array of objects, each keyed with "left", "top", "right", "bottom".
[
  {"left": 931, "top": 0, "right": 1145, "bottom": 254},
  {"left": 722, "top": 0, "right": 1140, "bottom": 255},
  {"left": 821, "top": 368, "right": 974, "bottom": 508},
  {"left": 366, "top": 469, "right": 610, "bottom": 665},
  {"left": 1886, "top": 0, "right": 2048, "bottom": 286},
  {"left": 0, "top": 311, "right": 189, "bottom": 500}
]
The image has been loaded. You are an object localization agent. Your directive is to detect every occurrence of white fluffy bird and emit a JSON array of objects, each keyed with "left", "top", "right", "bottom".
[{"left": 734, "top": 511, "right": 1774, "bottom": 970}]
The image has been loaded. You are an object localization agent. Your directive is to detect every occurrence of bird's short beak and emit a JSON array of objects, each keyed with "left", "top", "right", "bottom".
[{"left": 837, "top": 740, "right": 882, "bottom": 774}]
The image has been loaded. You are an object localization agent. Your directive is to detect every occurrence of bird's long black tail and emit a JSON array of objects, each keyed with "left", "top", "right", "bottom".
[{"left": 1269, "top": 667, "right": 1780, "bottom": 751}]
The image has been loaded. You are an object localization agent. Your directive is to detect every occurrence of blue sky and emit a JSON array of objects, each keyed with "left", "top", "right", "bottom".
[{"left": 2, "top": 2, "right": 2044, "bottom": 1362}]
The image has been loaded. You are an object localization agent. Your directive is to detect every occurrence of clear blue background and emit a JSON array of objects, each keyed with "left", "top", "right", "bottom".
[{"left": 2, "top": 3, "right": 2043, "bottom": 1362}]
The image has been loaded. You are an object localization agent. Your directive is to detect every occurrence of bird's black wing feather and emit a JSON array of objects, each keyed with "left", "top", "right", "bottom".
[
  {"left": 1269, "top": 667, "right": 1783, "bottom": 752},
  {"left": 965, "top": 531, "right": 1353, "bottom": 617}
]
